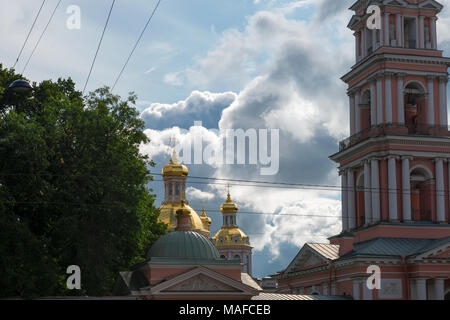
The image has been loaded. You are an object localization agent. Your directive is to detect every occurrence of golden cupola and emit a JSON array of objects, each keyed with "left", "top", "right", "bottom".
[
  {"left": 158, "top": 150, "right": 211, "bottom": 237},
  {"left": 212, "top": 192, "right": 251, "bottom": 248},
  {"left": 161, "top": 150, "right": 189, "bottom": 177}
]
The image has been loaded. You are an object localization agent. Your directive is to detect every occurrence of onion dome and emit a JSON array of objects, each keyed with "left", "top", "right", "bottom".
[
  {"left": 221, "top": 192, "right": 238, "bottom": 213},
  {"left": 200, "top": 205, "right": 212, "bottom": 228},
  {"left": 161, "top": 150, "right": 188, "bottom": 177},
  {"left": 147, "top": 201, "right": 220, "bottom": 260}
]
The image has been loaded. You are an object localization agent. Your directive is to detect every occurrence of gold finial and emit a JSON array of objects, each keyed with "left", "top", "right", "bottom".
[
  {"left": 226, "top": 184, "right": 232, "bottom": 202},
  {"left": 201, "top": 200, "right": 206, "bottom": 217},
  {"left": 169, "top": 137, "right": 180, "bottom": 164}
]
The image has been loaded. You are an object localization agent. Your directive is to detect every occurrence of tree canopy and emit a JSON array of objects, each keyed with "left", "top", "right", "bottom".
[{"left": 0, "top": 64, "right": 166, "bottom": 298}]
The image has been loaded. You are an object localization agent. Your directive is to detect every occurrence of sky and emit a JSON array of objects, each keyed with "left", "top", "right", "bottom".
[{"left": 2, "top": 0, "right": 450, "bottom": 279}]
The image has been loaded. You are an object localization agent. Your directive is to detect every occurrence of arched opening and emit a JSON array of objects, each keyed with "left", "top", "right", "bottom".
[
  {"left": 234, "top": 254, "right": 241, "bottom": 262},
  {"left": 360, "top": 89, "right": 372, "bottom": 131},
  {"left": 356, "top": 173, "right": 366, "bottom": 227},
  {"left": 220, "top": 255, "right": 227, "bottom": 260},
  {"left": 404, "top": 82, "right": 427, "bottom": 134},
  {"left": 410, "top": 166, "right": 434, "bottom": 222}
]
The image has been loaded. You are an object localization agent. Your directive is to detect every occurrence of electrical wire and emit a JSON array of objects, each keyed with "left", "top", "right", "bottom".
[
  {"left": 12, "top": 0, "right": 46, "bottom": 69},
  {"left": 21, "top": 0, "right": 63, "bottom": 75},
  {"left": 83, "top": 0, "right": 116, "bottom": 94},
  {"left": 111, "top": 0, "right": 162, "bottom": 91}
]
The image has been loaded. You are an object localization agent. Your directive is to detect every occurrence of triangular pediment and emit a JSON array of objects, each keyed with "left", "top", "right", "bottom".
[
  {"left": 383, "top": 0, "right": 408, "bottom": 7},
  {"left": 414, "top": 240, "right": 450, "bottom": 260},
  {"left": 162, "top": 274, "right": 240, "bottom": 293},
  {"left": 284, "top": 244, "right": 330, "bottom": 274},
  {"left": 148, "top": 266, "right": 260, "bottom": 296},
  {"left": 418, "top": 0, "right": 443, "bottom": 11}
]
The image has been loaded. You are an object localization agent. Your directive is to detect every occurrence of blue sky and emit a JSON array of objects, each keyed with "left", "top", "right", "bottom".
[{"left": 2, "top": 0, "right": 450, "bottom": 279}]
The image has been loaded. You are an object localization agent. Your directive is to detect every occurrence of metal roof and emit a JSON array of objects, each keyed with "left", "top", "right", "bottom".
[
  {"left": 252, "top": 293, "right": 351, "bottom": 301},
  {"left": 307, "top": 243, "right": 340, "bottom": 260},
  {"left": 341, "top": 237, "right": 450, "bottom": 259}
]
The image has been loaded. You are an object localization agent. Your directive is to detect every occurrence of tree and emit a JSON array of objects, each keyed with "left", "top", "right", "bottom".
[{"left": 0, "top": 64, "right": 166, "bottom": 298}]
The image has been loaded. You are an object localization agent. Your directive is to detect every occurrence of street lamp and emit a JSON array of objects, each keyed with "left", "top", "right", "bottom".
[{"left": 8, "top": 79, "right": 33, "bottom": 94}]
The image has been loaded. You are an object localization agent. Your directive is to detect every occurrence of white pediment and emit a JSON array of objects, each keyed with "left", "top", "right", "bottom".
[
  {"left": 148, "top": 266, "right": 260, "bottom": 296},
  {"left": 284, "top": 244, "right": 330, "bottom": 274},
  {"left": 418, "top": 0, "right": 443, "bottom": 11},
  {"left": 383, "top": 0, "right": 408, "bottom": 7},
  {"left": 163, "top": 274, "right": 239, "bottom": 293}
]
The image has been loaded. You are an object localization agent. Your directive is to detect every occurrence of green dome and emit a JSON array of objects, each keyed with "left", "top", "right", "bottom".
[{"left": 147, "top": 231, "right": 220, "bottom": 260}]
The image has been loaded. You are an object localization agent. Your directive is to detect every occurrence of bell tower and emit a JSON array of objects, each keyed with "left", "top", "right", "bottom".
[{"left": 332, "top": 0, "right": 450, "bottom": 231}]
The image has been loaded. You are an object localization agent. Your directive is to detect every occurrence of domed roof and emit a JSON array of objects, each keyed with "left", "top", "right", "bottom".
[
  {"left": 221, "top": 193, "right": 238, "bottom": 213},
  {"left": 162, "top": 150, "right": 188, "bottom": 177},
  {"left": 159, "top": 202, "right": 210, "bottom": 236},
  {"left": 213, "top": 227, "right": 251, "bottom": 247},
  {"left": 147, "top": 230, "right": 220, "bottom": 260}
]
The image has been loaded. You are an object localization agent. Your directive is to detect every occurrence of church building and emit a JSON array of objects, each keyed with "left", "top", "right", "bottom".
[{"left": 277, "top": 0, "right": 450, "bottom": 300}]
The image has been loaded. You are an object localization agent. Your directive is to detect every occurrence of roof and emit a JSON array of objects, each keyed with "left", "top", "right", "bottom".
[
  {"left": 307, "top": 243, "right": 340, "bottom": 260},
  {"left": 147, "top": 230, "right": 220, "bottom": 260},
  {"left": 251, "top": 293, "right": 352, "bottom": 301},
  {"left": 340, "top": 237, "right": 450, "bottom": 259},
  {"left": 241, "top": 273, "right": 262, "bottom": 291}
]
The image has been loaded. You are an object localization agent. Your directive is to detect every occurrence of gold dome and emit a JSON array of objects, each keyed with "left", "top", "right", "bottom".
[
  {"left": 159, "top": 202, "right": 210, "bottom": 237},
  {"left": 213, "top": 227, "right": 250, "bottom": 247},
  {"left": 161, "top": 150, "right": 188, "bottom": 177},
  {"left": 200, "top": 206, "right": 212, "bottom": 227},
  {"left": 221, "top": 193, "right": 238, "bottom": 213}
]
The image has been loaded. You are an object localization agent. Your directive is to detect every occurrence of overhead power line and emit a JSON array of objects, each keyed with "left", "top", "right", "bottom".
[
  {"left": 21, "top": 0, "right": 63, "bottom": 75},
  {"left": 111, "top": 0, "right": 162, "bottom": 91},
  {"left": 83, "top": 0, "right": 116, "bottom": 94},
  {"left": 13, "top": 0, "right": 47, "bottom": 69}
]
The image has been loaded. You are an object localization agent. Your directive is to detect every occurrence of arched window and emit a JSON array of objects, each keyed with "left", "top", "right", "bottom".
[
  {"left": 360, "top": 89, "right": 372, "bottom": 131},
  {"left": 404, "top": 81, "right": 427, "bottom": 134},
  {"left": 234, "top": 254, "right": 241, "bottom": 262},
  {"left": 220, "top": 255, "right": 227, "bottom": 260},
  {"left": 410, "top": 166, "right": 434, "bottom": 221}
]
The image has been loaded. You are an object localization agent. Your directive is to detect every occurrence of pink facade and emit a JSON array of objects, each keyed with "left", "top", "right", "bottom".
[{"left": 277, "top": 0, "right": 450, "bottom": 300}]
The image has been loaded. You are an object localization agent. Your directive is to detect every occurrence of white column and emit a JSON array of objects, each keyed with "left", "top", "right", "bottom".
[
  {"left": 410, "top": 280, "right": 417, "bottom": 300},
  {"left": 355, "top": 32, "right": 360, "bottom": 61},
  {"left": 362, "top": 28, "right": 366, "bottom": 57},
  {"left": 372, "top": 28, "right": 377, "bottom": 51},
  {"left": 349, "top": 93, "right": 355, "bottom": 136},
  {"left": 331, "top": 284, "right": 336, "bottom": 296},
  {"left": 384, "top": 13, "right": 390, "bottom": 46},
  {"left": 433, "top": 279, "right": 445, "bottom": 300},
  {"left": 377, "top": 74, "right": 383, "bottom": 125},
  {"left": 348, "top": 170, "right": 356, "bottom": 229},
  {"left": 415, "top": 17, "right": 420, "bottom": 48},
  {"left": 364, "top": 161, "right": 372, "bottom": 225},
  {"left": 439, "top": 77, "right": 448, "bottom": 127},
  {"left": 355, "top": 90, "right": 361, "bottom": 133},
  {"left": 428, "top": 76, "right": 435, "bottom": 126},
  {"left": 402, "top": 157, "right": 412, "bottom": 222},
  {"left": 397, "top": 73, "right": 405, "bottom": 124},
  {"left": 385, "top": 73, "right": 393, "bottom": 123},
  {"left": 419, "top": 16, "right": 425, "bottom": 49},
  {"left": 396, "top": 14, "right": 402, "bottom": 47},
  {"left": 370, "top": 80, "right": 377, "bottom": 126},
  {"left": 388, "top": 156, "right": 398, "bottom": 221},
  {"left": 353, "top": 281, "right": 361, "bottom": 300},
  {"left": 371, "top": 159, "right": 381, "bottom": 222},
  {"left": 363, "top": 282, "right": 373, "bottom": 300},
  {"left": 416, "top": 279, "right": 427, "bottom": 300},
  {"left": 322, "top": 284, "right": 328, "bottom": 296},
  {"left": 431, "top": 17, "right": 437, "bottom": 50},
  {"left": 341, "top": 172, "right": 349, "bottom": 231},
  {"left": 436, "top": 159, "right": 446, "bottom": 223}
]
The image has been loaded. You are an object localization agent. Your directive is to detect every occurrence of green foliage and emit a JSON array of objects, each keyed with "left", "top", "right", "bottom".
[{"left": 0, "top": 64, "right": 166, "bottom": 298}]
